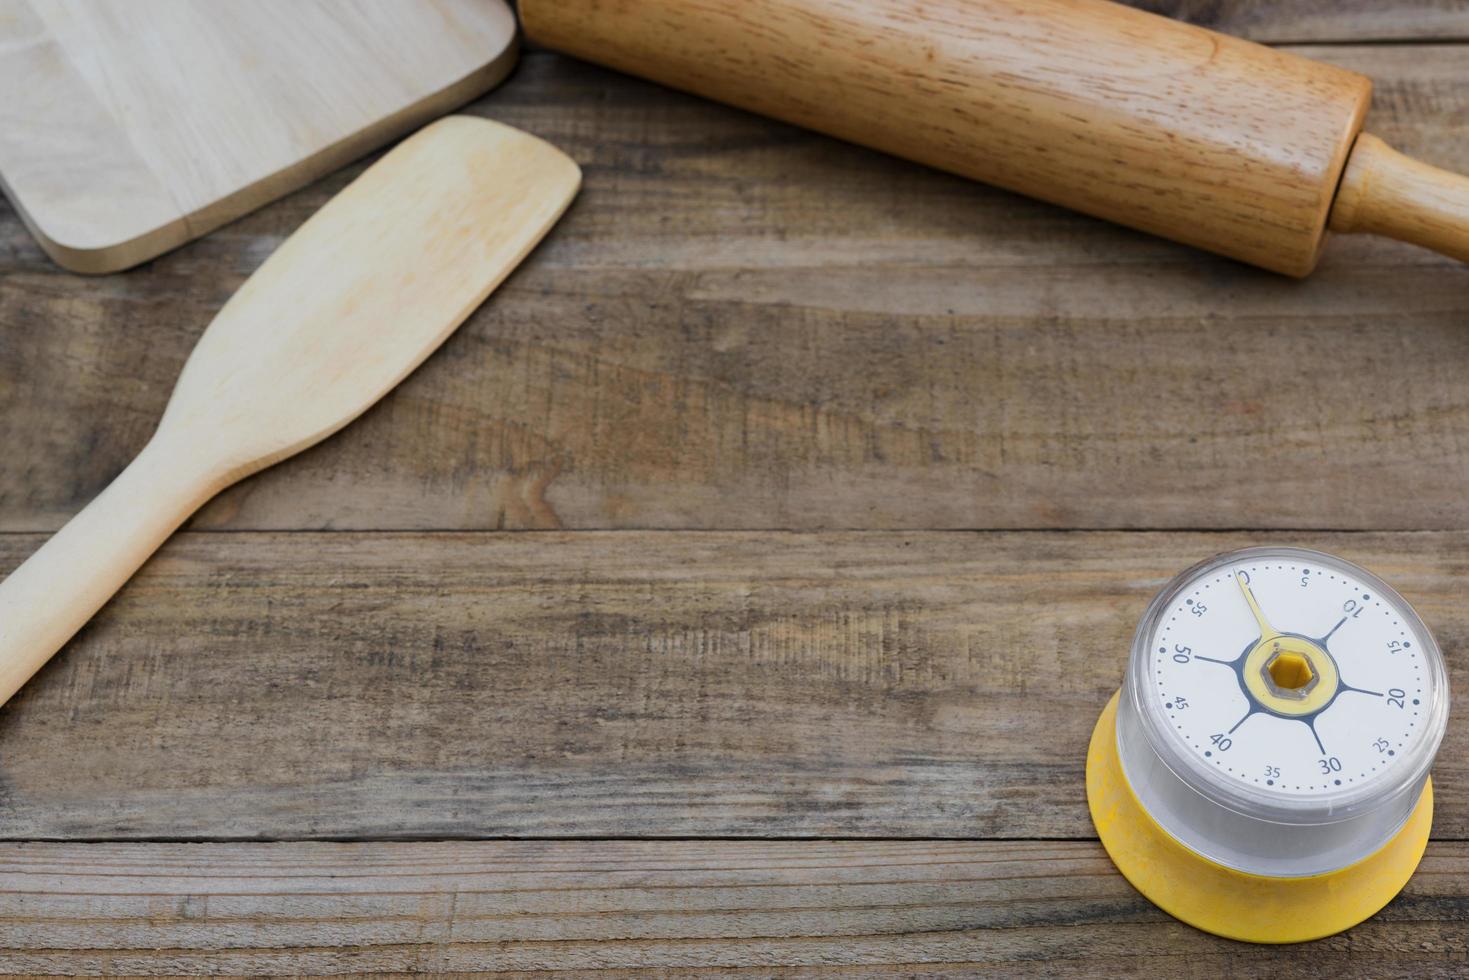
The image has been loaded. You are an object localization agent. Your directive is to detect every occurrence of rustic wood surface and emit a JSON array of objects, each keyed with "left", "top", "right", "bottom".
[
  {"left": 1, "top": 16, "right": 1467, "bottom": 977},
  {"left": 6, "top": 47, "right": 1469, "bottom": 534},
  {"left": 0, "top": 529, "right": 1465, "bottom": 842},
  {"left": 0, "top": 841, "right": 1465, "bottom": 975}
]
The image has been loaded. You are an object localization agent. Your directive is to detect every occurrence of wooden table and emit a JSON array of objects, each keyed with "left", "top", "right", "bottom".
[{"left": 1, "top": 2, "right": 1467, "bottom": 973}]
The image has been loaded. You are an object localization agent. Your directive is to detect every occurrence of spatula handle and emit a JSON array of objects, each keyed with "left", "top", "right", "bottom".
[
  {"left": 1329, "top": 133, "right": 1469, "bottom": 264},
  {"left": 0, "top": 435, "right": 216, "bottom": 707}
]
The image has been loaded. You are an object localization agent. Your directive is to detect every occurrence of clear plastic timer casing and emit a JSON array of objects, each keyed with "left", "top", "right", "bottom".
[{"left": 1117, "top": 547, "right": 1450, "bottom": 877}]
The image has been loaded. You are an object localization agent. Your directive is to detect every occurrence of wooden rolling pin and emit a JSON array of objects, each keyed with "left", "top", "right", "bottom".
[{"left": 521, "top": 0, "right": 1469, "bottom": 276}]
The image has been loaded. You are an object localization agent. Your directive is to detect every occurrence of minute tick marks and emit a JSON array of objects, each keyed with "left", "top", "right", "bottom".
[{"left": 1151, "top": 555, "right": 1435, "bottom": 795}]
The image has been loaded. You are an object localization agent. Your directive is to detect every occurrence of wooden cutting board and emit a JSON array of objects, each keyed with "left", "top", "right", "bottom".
[{"left": 0, "top": 0, "right": 518, "bottom": 273}]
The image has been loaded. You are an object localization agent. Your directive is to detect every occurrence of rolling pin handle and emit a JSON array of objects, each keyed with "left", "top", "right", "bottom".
[{"left": 1330, "top": 133, "right": 1469, "bottom": 264}]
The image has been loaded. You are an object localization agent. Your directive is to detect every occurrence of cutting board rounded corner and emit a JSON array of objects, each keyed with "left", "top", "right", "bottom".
[{"left": 0, "top": 0, "right": 520, "bottom": 275}]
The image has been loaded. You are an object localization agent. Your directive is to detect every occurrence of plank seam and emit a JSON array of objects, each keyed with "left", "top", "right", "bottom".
[{"left": 0, "top": 835, "right": 1463, "bottom": 844}]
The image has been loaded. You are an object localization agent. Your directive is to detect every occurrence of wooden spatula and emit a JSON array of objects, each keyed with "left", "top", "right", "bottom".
[{"left": 0, "top": 116, "right": 581, "bottom": 707}]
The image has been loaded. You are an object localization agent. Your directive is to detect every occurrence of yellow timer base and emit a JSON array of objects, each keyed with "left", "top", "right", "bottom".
[{"left": 1087, "top": 691, "right": 1432, "bottom": 944}]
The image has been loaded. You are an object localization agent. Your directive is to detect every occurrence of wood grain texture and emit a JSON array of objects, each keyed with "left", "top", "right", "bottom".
[
  {"left": 0, "top": 0, "right": 518, "bottom": 273},
  {"left": 1133, "top": 0, "right": 1469, "bottom": 42},
  {"left": 0, "top": 839, "right": 1464, "bottom": 975},
  {"left": 9, "top": 49, "right": 1469, "bottom": 534},
  {"left": 522, "top": 0, "right": 1379, "bottom": 276},
  {"left": 0, "top": 529, "right": 1462, "bottom": 840}
]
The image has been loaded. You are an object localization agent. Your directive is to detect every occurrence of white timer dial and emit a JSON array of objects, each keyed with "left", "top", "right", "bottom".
[
  {"left": 1150, "top": 558, "right": 1429, "bottom": 797},
  {"left": 1116, "top": 547, "right": 1449, "bottom": 877}
]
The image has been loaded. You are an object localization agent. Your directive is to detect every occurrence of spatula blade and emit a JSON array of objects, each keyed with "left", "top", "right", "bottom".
[{"left": 161, "top": 115, "right": 581, "bottom": 477}]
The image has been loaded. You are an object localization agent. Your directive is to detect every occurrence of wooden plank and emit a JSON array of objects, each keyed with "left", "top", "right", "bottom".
[
  {"left": 0, "top": 840, "right": 1463, "bottom": 974},
  {"left": 5, "top": 49, "right": 1469, "bottom": 534},
  {"left": 0, "top": 529, "right": 1461, "bottom": 840},
  {"left": 1136, "top": 1, "right": 1469, "bottom": 42}
]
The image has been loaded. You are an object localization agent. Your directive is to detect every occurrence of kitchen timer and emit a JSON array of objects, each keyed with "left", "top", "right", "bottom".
[{"left": 1088, "top": 547, "right": 1450, "bottom": 942}]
